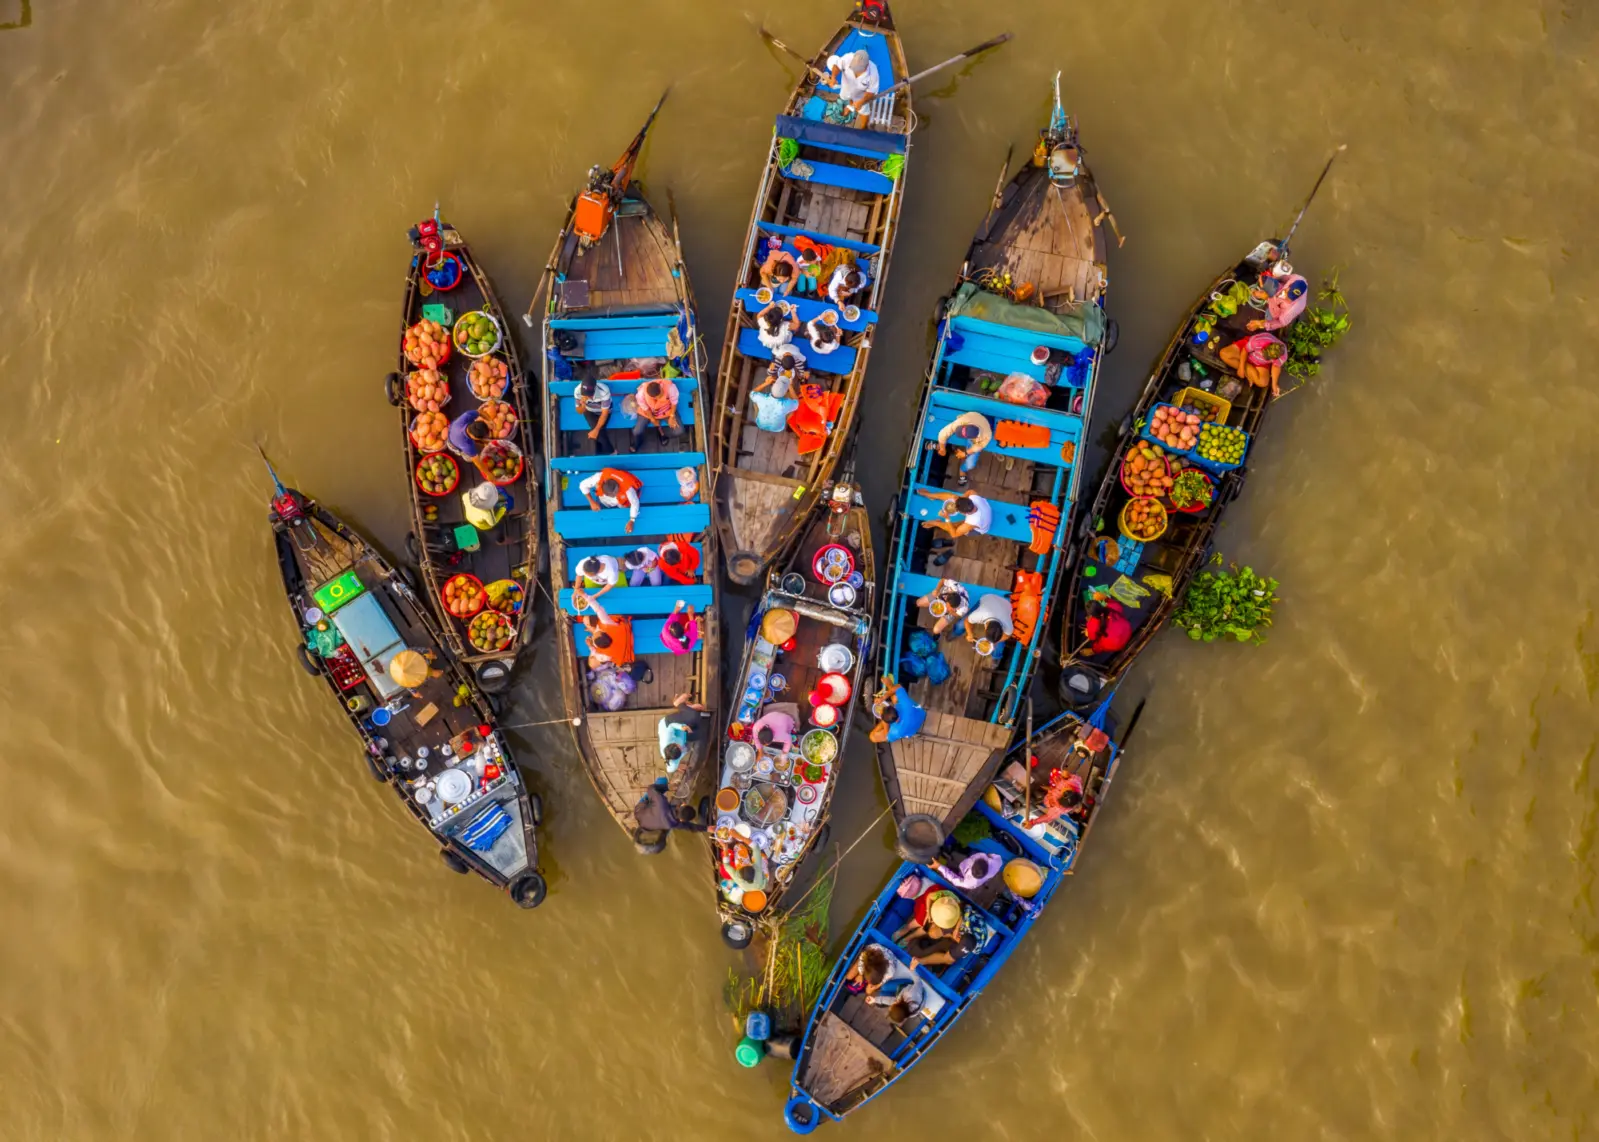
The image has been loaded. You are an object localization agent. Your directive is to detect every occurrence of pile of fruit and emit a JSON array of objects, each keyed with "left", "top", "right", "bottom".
[
  {"left": 1122, "top": 442, "right": 1173, "bottom": 498},
  {"left": 454, "top": 311, "right": 499, "bottom": 357},
  {"left": 469, "top": 357, "right": 509, "bottom": 401},
  {"left": 406, "top": 368, "right": 450, "bottom": 412},
  {"left": 415, "top": 453, "right": 459, "bottom": 496},
  {"left": 1169, "top": 468, "right": 1214, "bottom": 511},
  {"left": 404, "top": 319, "right": 452, "bottom": 368},
  {"left": 1120, "top": 496, "right": 1168, "bottom": 542},
  {"left": 410, "top": 411, "right": 450, "bottom": 453},
  {"left": 485, "top": 579, "right": 525, "bottom": 615},
  {"left": 477, "top": 441, "right": 522, "bottom": 484},
  {"left": 1196, "top": 423, "right": 1248, "bottom": 466},
  {"left": 442, "top": 575, "right": 486, "bottom": 618},
  {"left": 1149, "top": 404, "right": 1202, "bottom": 452},
  {"left": 478, "top": 400, "right": 518, "bottom": 440},
  {"left": 468, "top": 610, "right": 514, "bottom": 652}
]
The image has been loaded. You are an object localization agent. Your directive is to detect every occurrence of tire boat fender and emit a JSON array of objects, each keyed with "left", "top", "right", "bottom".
[{"left": 784, "top": 1093, "right": 821, "bottom": 1135}]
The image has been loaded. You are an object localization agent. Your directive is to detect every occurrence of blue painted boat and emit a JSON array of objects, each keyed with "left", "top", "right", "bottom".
[
  {"left": 783, "top": 695, "right": 1125, "bottom": 1130},
  {"left": 527, "top": 95, "right": 722, "bottom": 849},
  {"left": 873, "top": 76, "right": 1116, "bottom": 842}
]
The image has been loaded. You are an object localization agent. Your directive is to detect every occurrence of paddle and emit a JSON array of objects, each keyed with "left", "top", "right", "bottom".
[
  {"left": 758, "top": 26, "right": 826, "bottom": 80},
  {"left": 1116, "top": 697, "right": 1148, "bottom": 750},
  {"left": 978, "top": 144, "right": 1014, "bottom": 241},
  {"left": 1279, "top": 144, "right": 1346, "bottom": 259},
  {"left": 878, "top": 33, "right": 1013, "bottom": 98}
]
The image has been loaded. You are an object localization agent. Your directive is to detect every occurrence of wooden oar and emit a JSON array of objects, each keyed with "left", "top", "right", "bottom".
[
  {"left": 1279, "top": 144, "right": 1346, "bottom": 258},
  {"left": 977, "top": 144, "right": 1015, "bottom": 241},
  {"left": 879, "top": 33, "right": 1013, "bottom": 97},
  {"left": 758, "top": 26, "right": 825, "bottom": 79}
]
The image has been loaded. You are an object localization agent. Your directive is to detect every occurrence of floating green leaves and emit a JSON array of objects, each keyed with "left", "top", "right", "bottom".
[
  {"left": 1283, "top": 268, "right": 1351, "bottom": 380},
  {"left": 1173, "top": 555, "right": 1279, "bottom": 645}
]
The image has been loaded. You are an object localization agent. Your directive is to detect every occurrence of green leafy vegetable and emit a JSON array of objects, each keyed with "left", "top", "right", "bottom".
[
  {"left": 1173, "top": 555, "right": 1279, "bottom": 644},
  {"left": 1283, "top": 268, "right": 1351, "bottom": 381},
  {"left": 1169, "top": 469, "right": 1213, "bottom": 509},
  {"left": 952, "top": 811, "right": 993, "bottom": 847}
]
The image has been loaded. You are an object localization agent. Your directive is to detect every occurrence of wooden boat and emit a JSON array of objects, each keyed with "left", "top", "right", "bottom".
[
  {"left": 527, "top": 96, "right": 722, "bottom": 848},
  {"left": 782, "top": 695, "right": 1126, "bottom": 1131},
  {"left": 872, "top": 80, "right": 1115, "bottom": 847},
  {"left": 1057, "top": 240, "right": 1313, "bottom": 699},
  {"left": 264, "top": 460, "right": 546, "bottom": 907},
  {"left": 390, "top": 212, "right": 540, "bottom": 696},
  {"left": 709, "top": 0, "right": 912, "bottom": 585},
  {"left": 711, "top": 469, "right": 876, "bottom": 949}
]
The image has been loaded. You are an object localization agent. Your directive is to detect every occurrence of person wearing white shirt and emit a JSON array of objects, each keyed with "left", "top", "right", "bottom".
[
  {"left": 578, "top": 470, "right": 642, "bottom": 533},
  {"left": 824, "top": 49, "right": 881, "bottom": 126},
  {"left": 826, "top": 262, "right": 869, "bottom": 308},
  {"left": 573, "top": 553, "right": 621, "bottom": 599},
  {"left": 755, "top": 301, "right": 800, "bottom": 352},
  {"left": 806, "top": 313, "right": 844, "bottom": 356}
]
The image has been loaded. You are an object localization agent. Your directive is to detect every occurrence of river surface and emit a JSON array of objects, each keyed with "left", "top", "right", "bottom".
[{"left": 4, "top": 1, "right": 1599, "bottom": 1139}]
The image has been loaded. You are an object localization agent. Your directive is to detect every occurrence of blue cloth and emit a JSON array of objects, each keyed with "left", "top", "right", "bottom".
[
  {"left": 460, "top": 804, "right": 511, "bottom": 852},
  {"left": 449, "top": 409, "right": 485, "bottom": 458},
  {"left": 886, "top": 688, "right": 926, "bottom": 742}
]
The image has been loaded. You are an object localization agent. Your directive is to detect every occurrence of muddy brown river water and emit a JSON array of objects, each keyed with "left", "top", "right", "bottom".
[{"left": 3, "top": 1, "right": 1599, "bottom": 1139}]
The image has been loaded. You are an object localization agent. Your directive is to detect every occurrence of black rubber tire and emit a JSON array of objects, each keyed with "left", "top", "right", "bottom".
[
  {"left": 364, "top": 750, "right": 389, "bottom": 782},
  {"left": 405, "top": 532, "right": 424, "bottom": 564},
  {"left": 385, "top": 371, "right": 404, "bottom": 406},
  {"left": 529, "top": 793, "right": 543, "bottom": 828},
  {"left": 509, "top": 871, "right": 547, "bottom": 909},
  {"left": 397, "top": 564, "right": 420, "bottom": 593},
  {"left": 475, "top": 660, "right": 512, "bottom": 694},
  {"left": 727, "top": 551, "right": 761, "bottom": 585},
  {"left": 1103, "top": 317, "right": 1120, "bottom": 354},
  {"left": 484, "top": 693, "right": 504, "bottom": 719},
  {"left": 765, "top": 1032, "right": 799, "bottom": 1061},
  {"left": 633, "top": 830, "right": 668, "bottom": 856},
  {"left": 1060, "top": 665, "right": 1106, "bottom": 710},
  {"left": 296, "top": 643, "right": 321, "bottom": 676},
  {"left": 721, "top": 920, "right": 754, "bottom": 950},
  {"left": 895, "top": 814, "right": 945, "bottom": 863},
  {"left": 439, "top": 847, "right": 470, "bottom": 874},
  {"left": 696, "top": 796, "right": 712, "bottom": 826}
]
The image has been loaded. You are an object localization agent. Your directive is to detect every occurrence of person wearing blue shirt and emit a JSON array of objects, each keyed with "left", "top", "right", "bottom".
[
  {"left": 869, "top": 674, "right": 926, "bottom": 743},
  {"left": 448, "top": 409, "right": 492, "bottom": 459}
]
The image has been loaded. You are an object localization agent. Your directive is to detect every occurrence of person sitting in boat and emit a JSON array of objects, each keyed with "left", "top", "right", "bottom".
[
  {"left": 755, "top": 301, "right": 800, "bottom": 353},
  {"left": 804, "top": 311, "right": 844, "bottom": 356},
  {"left": 657, "top": 536, "right": 702, "bottom": 585},
  {"left": 844, "top": 943, "right": 924, "bottom": 1019},
  {"left": 823, "top": 48, "right": 880, "bottom": 128},
  {"left": 676, "top": 466, "right": 699, "bottom": 502},
  {"left": 964, "top": 593, "right": 1015, "bottom": 659},
  {"left": 894, "top": 887, "right": 975, "bottom": 967},
  {"left": 574, "top": 377, "right": 615, "bottom": 455},
  {"left": 448, "top": 409, "right": 493, "bottom": 460},
  {"left": 633, "top": 778, "right": 707, "bottom": 840},
  {"left": 578, "top": 597, "right": 638, "bottom": 674},
  {"left": 1083, "top": 596, "right": 1132, "bottom": 656},
  {"left": 793, "top": 242, "right": 827, "bottom": 295},
  {"left": 657, "top": 692, "right": 708, "bottom": 773},
  {"left": 631, "top": 378, "right": 682, "bottom": 452},
  {"left": 750, "top": 703, "right": 798, "bottom": 757},
  {"left": 915, "top": 578, "right": 970, "bottom": 637},
  {"left": 759, "top": 244, "right": 799, "bottom": 296},
  {"left": 462, "top": 480, "right": 511, "bottom": 531},
  {"left": 933, "top": 849, "right": 1003, "bottom": 892},
  {"left": 661, "top": 602, "right": 699, "bottom": 656},
  {"left": 573, "top": 553, "right": 621, "bottom": 600},
  {"left": 753, "top": 344, "right": 809, "bottom": 400},
  {"left": 825, "top": 262, "right": 869, "bottom": 309},
  {"left": 1218, "top": 331, "right": 1288, "bottom": 397},
  {"left": 869, "top": 674, "right": 926, "bottom": 743},
  {"left": 920, "top": 490, "right": 993, "bottom": 540},
  {"left": 578, "top": 467, "right": 643, "bottom": 535},
  {"left": 935, "top": 411, "right": 993, "bottom": 488},
  {"left": 1247, "top": 260, "right": 1310, "bottom": 331},
  {"left": 750, "top": 389, "right": 801, "bottom": 434},
  {"left": 621, "top": 546, "right": 659, "bottom": 587}
]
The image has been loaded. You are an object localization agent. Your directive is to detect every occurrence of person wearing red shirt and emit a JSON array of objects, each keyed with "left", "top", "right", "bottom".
[{"left": 1084, "top": 598, "right": 1132, "bottom": 655}]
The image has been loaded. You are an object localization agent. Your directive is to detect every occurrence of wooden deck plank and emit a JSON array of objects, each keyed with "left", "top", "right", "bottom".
[{"left": 803, "top": 1010, "right": 897, "bottom": 1110}]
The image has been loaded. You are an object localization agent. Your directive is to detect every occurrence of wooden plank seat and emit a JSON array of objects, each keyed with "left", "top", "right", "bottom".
[
  {"left": 562, "top": 543, "right": 703, "bottom": 579},
  {"left": 921, "top": 389, "right": 1081, "bottom": 469},
  {"left": 907, "top": 485, "right": 1034, "bottom": 545},
  {"left": 733, "top": 289, "right": 874, "bottom": 333},
  {"left": 552, "top": 504, "right": 710, "bottom": 541},
  {"left": 557, "top": 467, "right": 701, "bottom": 509},
  {"left": 756, "top": 220, "right": 880, "bottom": 256},
  {"left": 552, "top": 377, "right": 699, "bottom": 431},
  {"left": 944, "top": 315, "right": 1092, "bottom": 384},
  {"left": 557, "top": 584, "right": 714, "bottom": 616},
  {"left": 737, "top": 328, "right": 857, "bottom": 376},
  {"left": 572, "top": 618, "right": 703, "bottom": 656},
  {"left": 895, "top": 571, "right": 1011, "bottom": 612}
]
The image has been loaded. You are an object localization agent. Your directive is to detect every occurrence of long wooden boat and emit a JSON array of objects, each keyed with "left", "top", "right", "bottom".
[
  {"left": 1057, "top": 238, "right": 1312, "bottom": 699},
  {"left": 264, "top": 462, "right": 546, "bottom": 907},
  {"left": 710, "top": 0, "right": 912, "bottom": 585},
  {"left": 710, "top": 469, "right": 876, "bottom": 949},
  {"left": 782, "top": 696, "right": 1125, "bottom": 1131},
  {"left": 872, "top": 81, "right": 1114, "bottom": 845},
  {"left": 390, "top": 212, "right": 540, "bottom": 696},
  {"left": 527, "top": 97, "right": 721, "bottom": 846}
]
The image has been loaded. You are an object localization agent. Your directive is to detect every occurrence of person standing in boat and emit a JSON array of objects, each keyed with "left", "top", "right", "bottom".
[
  {"left": 461, "top": 480, "right": 511, "bottom": 531},
  {"left": 574, "top": 377, "right": 615, "bottom": 455},
  {"left": 869, "top": 674, "right": 926, "bottom": 743},
  {"left": 935, "top": 412, "right": 993, "bottom": 488},
  {"left": 657, "top": 692, "right": 709, "bottom": 774},
  {"left": 447, "top": 408, "right": 493, "bottom": 460},
  {"left": 823, "top": 48, "right": 880, "bottom": 127},
  {"left": 633, "top": 779, "right": 707, "bottom": 837},
  {"left": 578, "top": 467, "right": 643, "bottom": 535}
]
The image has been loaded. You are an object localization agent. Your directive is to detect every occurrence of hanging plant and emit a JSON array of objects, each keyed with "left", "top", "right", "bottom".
[{"left": 1173, "top": 555, "right": 1279, "bottom": 644}]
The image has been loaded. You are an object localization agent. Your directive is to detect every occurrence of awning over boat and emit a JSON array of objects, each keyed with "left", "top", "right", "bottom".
[{"left": 946, "top": 280, "right": 1107, "bottom": 347}]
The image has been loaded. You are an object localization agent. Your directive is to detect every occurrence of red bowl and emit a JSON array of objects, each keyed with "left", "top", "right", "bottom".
[
  {"left": 1168, "top": 470, "right": 1216, "bottom": 514},
  {"left": 414, "top": 453, "right": 460, "bottom": 498},
  {"left": 440, "top": 573, "right": 486, "bottom": 620}
]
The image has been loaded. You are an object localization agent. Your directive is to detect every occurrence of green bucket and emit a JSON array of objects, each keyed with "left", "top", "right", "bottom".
[
  {"left": 734, "top": 1035, "right": 765, "bottom": 1068},
  {"left": 422, "top": 303, "right": 454, "bottom": 326},
  {"left": 312, "top": 570, "right": 365, "bottom": 614}
]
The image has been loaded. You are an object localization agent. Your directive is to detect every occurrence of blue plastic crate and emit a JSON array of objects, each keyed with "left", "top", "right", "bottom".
[
  {"left": 1113, "top": 539, "right": 1144, "bottom": 574},
  {"left": 1138, "top": 401, "right": 1249, "bottom": 474}
]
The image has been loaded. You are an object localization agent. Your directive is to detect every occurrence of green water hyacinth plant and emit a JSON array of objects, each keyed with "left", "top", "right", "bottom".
[
  {"left": 1174, "top": 556, "right": 1279, "bottom": 644},
  {"left": 1283, "top": 268, "right": 1351, "bottom": 381}
]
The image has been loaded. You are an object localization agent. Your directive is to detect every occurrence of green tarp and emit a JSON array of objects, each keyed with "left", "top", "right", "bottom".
[{"left": 947, "top": 281, "right": 1107, "bottom": 347}]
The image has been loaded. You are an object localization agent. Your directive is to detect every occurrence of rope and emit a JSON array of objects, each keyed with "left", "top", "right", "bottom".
[
  {"left": 771, "top": 805, "right": 894, "bottom": 924},
  {"left": 498, "top": 715, "right": 580, "bottom": 731}
]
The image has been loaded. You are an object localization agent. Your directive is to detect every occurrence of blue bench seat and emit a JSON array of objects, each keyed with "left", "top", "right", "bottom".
[
  {"left": 777, "top": 115, "right": 906, "bottom": 158},
  {"left": 756, "top": 220, "right": 879, "bottom": 256},
  {"left": 943, "top": 316, "right": 1091, "bottom": 384},
  {"left": 560, "top": 325, "right": 672, "bottom": 362},
  {"left": 781, "top": 158, "right": 895, "bottom": 197},
  {"left": 557, "top": 396, "right": 696, "bottom": 432},
  {"left": 552, "top": 504, "right": 710, "bottom": 541},
  {"left": 907, "top": 485, "right": 1034, "bottom": 545},
  {"left": 734, "top": 289, "right": 874, "bottom": 333},
  {"left": 548, "top": 312, "right": 680, "bottom": 331},
  {"left": 558, "top": 467, "right": 701, "bottom": 509},
  {"left": 551, "top": 452, "right": 706, "bottom": 473},
  {"left": 895, "top": 571, "right": 1010, "bottom": 612},
  {"left": 558, "top": 584, "right": 713, "bottom": 616},
  {"left": 572, "top": 618, "right": 703, "bottom": 657},
  {"left": 921, "top": 389, "right": 1081, "bottom": 469},
  {"left": 736, "top": 328, "right": 857, "bottom": 376},
  {"left": 563, "top": 543, "right": 704, "bottom": 581}
]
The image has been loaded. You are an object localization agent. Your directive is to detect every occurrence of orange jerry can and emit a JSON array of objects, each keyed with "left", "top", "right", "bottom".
[{"left": 573, "top": 190, "right": 613, "bottom": 242}]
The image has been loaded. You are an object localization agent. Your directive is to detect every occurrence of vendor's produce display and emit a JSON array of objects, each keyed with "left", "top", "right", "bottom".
[
  {"left": 478, "top": 400, "right": 518, "bottom": 440},
  {"left": 410, "top": 411, "right": 450, "bottom": 453},
  {"left": 468, "top": 357, "right": 510, "bottom": 401},
  {"left": 1149, "top": 403, "right": 1201, "bottom": 451},
  {"left": 441, "top": 573, "right": 487, "bottom": 619},
  {"left": 415, "top": 453, "right": 460, "bottom": 497},
  {"left": 484, "top": 578, "right": 524, "bottom": 615},
  {"left": 477, "top": 441, "right": 523, "bottom": 486},
  {"left": 1196, "top": 423, "right": 1248, "bottom": 467},
  {"left": 404, "top": 319, "right": 452, "bottom": 368},
  {"left": 406, "top": 368, "right": 451, "bottom": 412},
  {"left": 1169, "top": 468, "right": 1215, "bottom": 512},
  {"left": 453, "top": 310, "right": 501, "bottom": 358},
  {"left": 467, "top": 610, "right": 513, "bottom": 653},
  {"left": 1121, "top": 442, "right": 1173, "bottom": 498},
  {"left": 799, "top": 729, "right": 838, "bottom": 765},
  {"left": 1119, "top": 496, "right": 1168, "bottom": 542}
]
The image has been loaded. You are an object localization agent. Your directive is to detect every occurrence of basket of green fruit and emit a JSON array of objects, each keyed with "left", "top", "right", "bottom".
[
  {"left": 476, "top": 440, "right": 524, "bottom": 486},
  {"left": 453, "top": 310, "right": 502, "bottom": 359},
  {"left": 1192, "top": 423, "right": 1249, "bottom": 472},
  {"left": 467, "top": 610, "right": 514, "bottom": 653},
  {"left": 414, "top": 452, "right": 460, "bottom": 497}
]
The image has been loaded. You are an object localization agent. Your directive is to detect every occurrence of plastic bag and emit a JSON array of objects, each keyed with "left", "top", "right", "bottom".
[
  {"left": 996, "top": 371, "right": 1049, "bottom": 407},
  {"left": 908, "top": 629, "right": 938, "bottom": 657},
  {"left": 898, "top": 653, "right": 928, "bottom": 681},
  {"left": 924, "top": 653, "right": 952, "bottom": 686},
  {"left": 588, "top": 666, "right": 636, "bottom": 712}
]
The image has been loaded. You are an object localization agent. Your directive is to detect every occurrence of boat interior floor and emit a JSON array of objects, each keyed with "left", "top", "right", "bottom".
[{"left": 558, "top": 205, "right": 679, "bottom": 310}]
